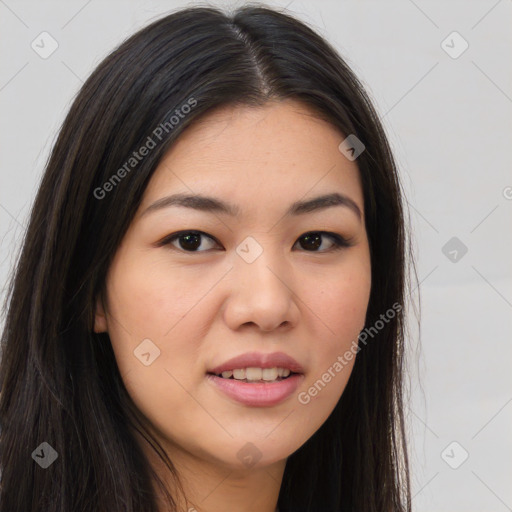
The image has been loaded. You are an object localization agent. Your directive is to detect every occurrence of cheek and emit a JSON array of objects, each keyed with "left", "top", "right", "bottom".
[
  {"left": 103, "top": 249, "right": 214, "bottom": 392},
  {"left": 306, "top": 256, "right": 371, "bottom": 346},
  {"left": 106, "top": 249, "right": 211, "bottom": 339},
  {"left": 294, "top": 257, "right": 371, "bottom": 414},
  {"left": 316, "top": 277, "right": 369, "bottom": 327},
  {"left": 103, "top": 256, "right": 212, "bottom": 439}
]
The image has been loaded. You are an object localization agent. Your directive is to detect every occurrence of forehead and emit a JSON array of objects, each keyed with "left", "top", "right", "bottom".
[{"left": 138, "top": 99, "right": 364, "bottom": 220}]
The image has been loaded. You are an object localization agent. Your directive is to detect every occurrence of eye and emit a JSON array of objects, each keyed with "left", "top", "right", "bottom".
[
  {"left": 294, "top": 231, "right": 353, "bottom": 252},
  {"left": 158, "top": 230, "right": 219, "bottom": 252},
  {"left": 158, "top": 230, "right": 353, "bottom": 253}
]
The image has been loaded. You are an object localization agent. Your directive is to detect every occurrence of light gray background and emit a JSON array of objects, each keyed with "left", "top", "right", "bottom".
[{"left": 1, "top": 1, "right": 511, "bottom": 510}]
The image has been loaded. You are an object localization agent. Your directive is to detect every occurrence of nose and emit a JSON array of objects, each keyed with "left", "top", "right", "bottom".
[{"left": 223, "top": 248, "right": 300, "bottom": 333}]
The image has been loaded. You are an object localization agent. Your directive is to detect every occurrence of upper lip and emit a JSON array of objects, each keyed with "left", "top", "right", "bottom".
[{"left": 208, "top": 351, "right": 304, "bottom": 375}]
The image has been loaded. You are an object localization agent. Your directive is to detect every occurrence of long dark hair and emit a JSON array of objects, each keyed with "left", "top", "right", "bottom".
[{"left": 0, "top": 4, "right": 415, "bottom": 511}]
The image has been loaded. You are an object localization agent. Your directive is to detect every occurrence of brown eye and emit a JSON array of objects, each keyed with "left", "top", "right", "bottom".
[
  {"left": 159, "top": 231, "right": 219, "bottom": 252},
  {"left": 295, "top": 232, "right": 352, "bottom": 252}
]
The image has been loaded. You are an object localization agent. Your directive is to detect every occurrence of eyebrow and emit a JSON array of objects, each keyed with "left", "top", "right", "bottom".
[{"left": 140, "top": 191, "right": 362, "bottom": 221}]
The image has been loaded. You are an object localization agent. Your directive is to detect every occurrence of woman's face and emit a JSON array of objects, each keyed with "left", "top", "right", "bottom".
[{"left": 95, "top": 99, "right": 371, "bottom": 473}]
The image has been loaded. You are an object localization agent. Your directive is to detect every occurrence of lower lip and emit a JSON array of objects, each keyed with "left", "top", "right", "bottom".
[{"left": 206, "top": 373, "right": 304, "bottom": 407}]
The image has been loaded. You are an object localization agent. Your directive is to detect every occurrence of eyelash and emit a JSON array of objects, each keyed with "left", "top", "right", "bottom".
[{"left": 157, "top": 230, "right": 354, "bottom": 254}]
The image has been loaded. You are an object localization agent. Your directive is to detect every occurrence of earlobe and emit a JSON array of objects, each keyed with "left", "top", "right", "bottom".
[{"left": 93, "top": 295, "right": 108, "bottom": 333}]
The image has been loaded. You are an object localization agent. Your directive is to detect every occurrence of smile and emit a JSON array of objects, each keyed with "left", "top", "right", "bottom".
[{"left": 213, "top": 367, "right": 293, "bottom": 382}]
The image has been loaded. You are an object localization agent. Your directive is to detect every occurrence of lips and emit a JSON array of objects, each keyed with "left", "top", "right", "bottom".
[
  {"left": 206, "top": 373, "right": 304, "bottom": 407},
  {"left": 207, "top": 351, "right": 304, "bottom": 375}
]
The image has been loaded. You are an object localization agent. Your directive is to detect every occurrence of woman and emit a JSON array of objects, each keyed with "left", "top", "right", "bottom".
[{"left": 0, "top": 4, "right": 415, "bottom": 511}]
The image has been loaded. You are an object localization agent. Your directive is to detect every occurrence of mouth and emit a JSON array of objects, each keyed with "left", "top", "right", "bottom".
[
  {"left": 206, "top": 352, "right": 305, "bottom": 407},
  {"left": 207, "top": 367, "right": 300, "bottom": 384}
]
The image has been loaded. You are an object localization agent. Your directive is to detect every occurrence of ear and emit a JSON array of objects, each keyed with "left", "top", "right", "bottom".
[{"left": 93, "top": 294, "right": 108, "bottom": 333}]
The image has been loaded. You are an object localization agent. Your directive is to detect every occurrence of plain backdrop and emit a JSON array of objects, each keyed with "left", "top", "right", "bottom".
[{"left": 1, "top": 1, "right": 511, "bottom": 510}]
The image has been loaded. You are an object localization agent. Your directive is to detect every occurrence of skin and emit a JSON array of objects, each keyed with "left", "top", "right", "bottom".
[{"left": 94, "top": 99, "right": 372, "bottom": 512}]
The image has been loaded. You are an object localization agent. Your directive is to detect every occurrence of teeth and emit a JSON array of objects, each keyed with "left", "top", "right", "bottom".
[
  {"left": 245, "top": 367, "right": 263, "bottom": 381},
  {"left": 232, "top": 369, "right": 246, "bottom": 379},
  {"left": 217, "top": 367, "right": 293, "bottom": 382},
  {"left": 262, "top": 368, "right": 278, "bottom": 381}
]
